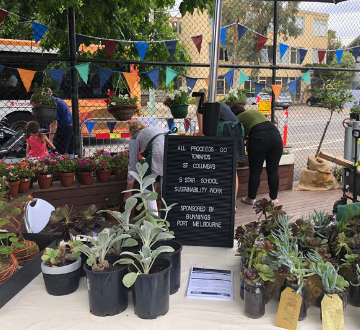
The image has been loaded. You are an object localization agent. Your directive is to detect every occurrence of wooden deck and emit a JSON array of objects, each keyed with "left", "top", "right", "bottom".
[{"left": 235, "top": 181, "right": 343, "bottom": 228}]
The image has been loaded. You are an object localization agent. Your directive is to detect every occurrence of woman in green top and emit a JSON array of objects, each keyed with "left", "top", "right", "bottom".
[{"left": 235, "top": 109, "right": 283, "bottom": 205}]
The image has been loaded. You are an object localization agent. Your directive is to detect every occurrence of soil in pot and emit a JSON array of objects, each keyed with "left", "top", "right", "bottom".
[
  {"left": 130, "top": 257, "right": 171, "bottom": 319},
  {"left": 0, "top": 254, "right": 18, "bottom": 283},
  {"left": 19, "top": 178, "right": 31, "bottom": 193},
  {"left": 244, "top": 281, "right": 265, "bottom": 319},
  {"left": 84, "top": 263, "right": 128, "bottom": 317},
  {"left": 152, "top": 240, "right": 182, "bottom": 294},
  {"left": 41, "top": 256, "right": 81, "bottom": 296}
]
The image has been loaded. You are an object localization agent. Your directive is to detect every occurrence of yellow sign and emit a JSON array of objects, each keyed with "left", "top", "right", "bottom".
[{"left": 258, "top": 101, "right": 271, "bottom": 114}]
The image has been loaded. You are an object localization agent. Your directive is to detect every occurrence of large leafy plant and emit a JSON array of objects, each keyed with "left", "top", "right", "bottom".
[
  {"left": 164, "top": 86, "right": 192, "bottom": 107},
  {"left": 219, "top": 88, "right": 247, "bottom": 104}
]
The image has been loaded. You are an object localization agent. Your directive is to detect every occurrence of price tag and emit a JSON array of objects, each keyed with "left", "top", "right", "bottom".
[
  {"left": 47, "top": 174, "right": 51, "bottom": 178},
  {"left": 264, "top": 273, "right": 285, "bottom": 304},
  {"left": 275, "top": 287, "right": 302, "bottom": 330},
  {"left": 305, "top": 274, "right": 322, "bottom": 308},
  {"left": 321, "top": 294, "right": 345, "bottom": 330}
]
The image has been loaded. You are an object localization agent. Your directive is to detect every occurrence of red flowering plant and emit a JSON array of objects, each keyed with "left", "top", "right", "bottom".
[
  {"left": 105, "top": 89, "right": 138, "bottom": 107},
  {"left": 113, "top": 150, "right": 129, "bottom": 170},
  {"left": 29, "top": 156, "right": 57, "bottom": 176},
  {"left": 54, "top": 154, "right": 78, "bottom": 173},
  {"left": 93, "top": 149, "right": 114, "bottom": 171},
  {"left": 16, "top": 161, "right": 34, "bottom": 180},
  {"left": 0, "top": 163, "right": 20, "bottom": 182},
  {"left": 77, "top": 157, "right": 97, "bottom": 176}
]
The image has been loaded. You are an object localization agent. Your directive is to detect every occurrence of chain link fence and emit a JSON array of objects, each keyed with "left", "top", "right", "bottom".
[{"left": 0, "top": 1, "right": 359, "bottom": 180}]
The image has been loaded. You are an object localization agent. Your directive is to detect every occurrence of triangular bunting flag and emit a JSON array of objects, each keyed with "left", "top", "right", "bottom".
[
  {"left": 107, "top": 122, "right": 116, "bottom": 133},
  {"left": 99, "top": 67, "right": 113, "bottom": 90},
  {"left": 299, "top": 48, "right": 308, "bottom": 65},
  {"left": 167, "top": 118, "right": 174, "bottom": 130},
  {"left": 336, "top": 49, "right": 344, "bottom": 64},
  {"left": 47, "top": 68, "right": 65, "bottom": 91},
  {"left": 353, "top": 46, "right": 360, "bottom": 61},
  {"left": 85, "top": 122, "right": 95, "bottom": 135},
  {"left": 238, "top": 71, "right": 249, "bottom": 87},
  {"left": 135, "top": 42, "right": 149, "bottom": 61},
  {"left": 237, "top": 24, "right": 247, "bottom": 42},
  {"left": 146, "top": 67, "right": 160, "bottom": 89},
  {"left": 76, "top": 34, "right": 85, "bottom": 50},
  {"left": 255, "top": 83, "right": 265, "bottom": 98},
  {"left": 318, "top": 50, "right": 326, "bottom": 65},
  {"left": 302, "top": 70, "right": 310, "bottom": 84},
  {"left": 75, "top": 63, "right": 90, "bottom": 84},
  {"left": 279, "top": 43, "right": 288, "bottom": 60},
  {"left": 271, "top": 85, "right": 282, "bottom": 101},
  {"left": 220, "top": 27, "right": 226, "bottom": 46},
  {"left": 166, "top": 67, "right": 178, "bottom": 87},
  {"left": 224, "top": 70, "right": 234, "bottom": 88},
  {"left": 0, "top": 9, "right": 9, "bottom": 24},
  {"left": 0, "top": 65, "right": 5, "bottom": 76},
  {"left": 205, "top": 78, "right": 209, "bottom": 86},
  {"left": 123, "top": 72, "right": 138, "bottom": 92},
  {"left": 32, "top": 22, "right": 49, "bottom": 43},
  {"left": 184, "top": 118, "right": 191, "bottom": 132},
  {"left": 192, "top": 35, "right": 203, "bottom": 54},
  {"left": 102, "top": 39, "right": 118, "bottom": 59},
  {"left": 17, "top": 68, "right": 36, "bottom": 92},
  {"left": 288, "top": 79, "right": 298, "bottom": 97},
  {"left": 257, "top": 35, "right": 267, "bottom": 52},
  {"left": 185, "top": 77, "right": 197, "bottom": 94},
  {"left": 165, "top": 40, "right": 178, "bottom": 59}
]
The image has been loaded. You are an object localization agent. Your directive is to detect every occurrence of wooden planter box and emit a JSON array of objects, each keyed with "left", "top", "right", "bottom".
[
  {"left": 237, "top": 154, "right": 294, "bottom": 197},
  {"left": 0, "top": 233, "right": 57, "bottom": 309}
]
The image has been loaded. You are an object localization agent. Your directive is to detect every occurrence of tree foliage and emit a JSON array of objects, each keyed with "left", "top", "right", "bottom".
[{"left": 326, "top": 30, "right": 342, "bottom": 65}]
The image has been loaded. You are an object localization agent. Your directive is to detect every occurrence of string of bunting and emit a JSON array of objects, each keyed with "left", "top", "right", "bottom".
[{"left": 0, "top": 7, "right": 359, "bottom": 65}]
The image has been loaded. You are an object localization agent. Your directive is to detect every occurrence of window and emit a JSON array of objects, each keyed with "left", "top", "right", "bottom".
[
  {"left": 259, "top": 77, "right": 267, "bottom": 84},
  {"left": 217, "top": 78, "right": 230, "bottom": 95},
  {"left": 290, "top": 48, "right": 300, "bottom": 64},
  {"left": 172, "top": 22, "right": 181, "bottom": 34},
  {"left": 261, "top": 45, "right": 288, "bottom": 64},
  {"left": 209, "top": 43, "right": 233, "bottom": 62},
  {"left": 312, "top": 49, "right": 326, "bottom": 64},
  {"left": 295, "top": 17, "right": 305, "bottom": 35},
  {"left": 314, "top": 19, "right": 327, "bottom": 37}
]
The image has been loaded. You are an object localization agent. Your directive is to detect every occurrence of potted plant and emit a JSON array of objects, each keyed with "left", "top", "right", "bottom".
[
  {"left": 17, "top": 161, "right": 34, "bottom": 193},
  {"left": 340, "top": 253, "right": 360, "bottom": 306},
  {"left": 350, "top": 102, "right": 360, "bottom": 121},
  {"left": 0, "top": 162, "right": 20, "bottom": 197},
  {"left": 0, "top": 232, "right": 18, "bottom": 283},
  {"left": 55, "top": 154, "right": 78, "bottom": 187},
  {"left": 163, "top": 86, "right": 192, "bottom": 118},
  {"left": 30, "top": 84, "right": 57, "bottom": 124},
  {"left": 77, "top": 156, "right": 97, "bottom": 185},
  {"left": 105, "top": 89, "right": 138, "bottom": 121},
  {"left": 74, "top": 204, "right": 105, "bottom": 236},
  {"left": 40, "top": 245, "right": 81, "bottom": 296},
  {"left": 219, "top": 88, "right": 247, "bottom": 114},
  {"left": 104, "top": 198, "right": 121, "bottom": 221},
  {"left": 71, "top": 228, "right": 132, "bottom": 316},
  {"left": 93, "top": 149, "right": 114, "bottom": 183},
  {"left": 113, "top": 150, "right": 129, "bottom": 181},
  {"left": 30, "top": 156, "right": 57, "bottom": 189}
]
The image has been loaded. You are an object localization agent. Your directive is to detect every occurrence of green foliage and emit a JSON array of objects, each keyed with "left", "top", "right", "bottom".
[
  {"left": 164, "top": 86, "right": 192, "bottom": 107},
  {"left": 106, "top": 90, "right": 138, "bottom": 106},
  {"left": 0, "top": 232, "right": 16, "bottom": 257},
  {"left": 326, "top": 30, "right": 342, "bottom": 65},
  {"left": 93, "top": 150, "right": 115, "bottom": 171},
  {"left": 282, "top": 148, "right": 291, "bottom": 155},
  {"left": 49, "top": 204, "right": 77, "bottom": 242},
  {"left": 219, "top": 88, "right": 248, "bottom": 104},
  {"left": 330, "top": 51, "right": 356, "bottom": 86},
  {"left": 41, "top": 246, "right": 68, "bottom": 266},
  {"left": 108, "top": 226, "right": 138, "bottom": 255},
  {"left": 55, "top": 155, "right": 78, "bottom": 173},
  {"left": 351, "top": 102, "right": 360, "bottom": 115},
  {"left": 30, "top": 84, "right": 57, "bottom": 107},
  {"left": 105, "top": 198, "right": 120, "bottom": 208},
  {"left": 112, "top": 150, "right": 129, "bottom": 170},
  {"left": 75, "top": 204, "right": 104, "bottom": 236}
]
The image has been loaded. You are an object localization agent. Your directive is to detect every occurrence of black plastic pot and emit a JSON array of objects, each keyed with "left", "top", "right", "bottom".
[
  {"left": 84, "top": 263, "right": 128, "bottom": 317},
  {"left": 244, "top": 282, "right": 265, "bottom": 319},
  {"left": 130, "top": 257, "right": 171, "bottom": 319},
  {"left": 41, "top": 255, "right": 81, "bottom": 296},
  {"left": 286, "top": 281, "right": 307, "bottom": 321},
  {"left": 32, "top": 106, "right": 57, "bottom": 124},
  {"left": 152, "top": 240, "right": 182, "bottom": 294},
  {"left": 349, "top": 284, "right": 360, "bottom": 307}
]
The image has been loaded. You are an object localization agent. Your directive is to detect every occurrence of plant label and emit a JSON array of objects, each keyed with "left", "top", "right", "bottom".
[
  {"left": 305, "top": 274, "right": 322, "bottom": 308},
  {"left": 275, "top": 287, "right": 302, "bottom": 330},
  {"left": 321, "top": 294, "right": 345, "bottom": 330}
]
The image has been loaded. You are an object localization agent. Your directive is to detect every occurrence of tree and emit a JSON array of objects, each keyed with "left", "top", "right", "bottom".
[{"left": 326, "top": 30, "right": 342, "bottom": 65}]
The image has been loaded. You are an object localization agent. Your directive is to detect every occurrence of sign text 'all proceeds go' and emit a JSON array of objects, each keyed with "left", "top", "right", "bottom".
[{"left": 163, "top": 135, "right": 236, "bottom": 247}]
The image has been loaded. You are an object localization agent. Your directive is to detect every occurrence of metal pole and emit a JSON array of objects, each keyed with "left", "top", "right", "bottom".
[
  {"left": 208, "top": 0, "right": 223, "bottom": 103},
  {"left": 271, "top": 1, "right": 278, "bottom": 124},
  {"left": 68, "top": 7, "right": 81, "bottom": 156}
]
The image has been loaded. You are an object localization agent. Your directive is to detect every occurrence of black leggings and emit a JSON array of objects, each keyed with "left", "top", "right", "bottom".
[{"left": 247, "top": 122, "right": 283, "bottom": 200}]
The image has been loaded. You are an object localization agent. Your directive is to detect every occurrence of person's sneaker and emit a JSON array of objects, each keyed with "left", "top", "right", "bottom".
[{"left": 241, "top": 198, "right": 255, "bottom": 205}]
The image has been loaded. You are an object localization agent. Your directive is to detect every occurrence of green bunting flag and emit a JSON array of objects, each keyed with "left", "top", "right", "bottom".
[
  {"left": 238, "top": 70, "right": 249, "bottom": 87},
  {"left": 75, "top": 63, "right": 90, "bottom": 84},
  {"left": 302, "top": 70, "right": 310, "bottom": 84},
  {"left": 166, "top": 67, "right": 179, "bottom": 87}
]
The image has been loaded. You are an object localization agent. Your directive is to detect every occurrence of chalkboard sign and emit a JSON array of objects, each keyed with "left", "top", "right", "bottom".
[{"left": 162, "top": 135, "right": 236, "bottom": 247}]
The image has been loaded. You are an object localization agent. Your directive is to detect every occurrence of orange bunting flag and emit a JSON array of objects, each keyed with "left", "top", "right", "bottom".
[
  {"left": 123, "top": 72, "right": 138, "bottom": 92},
  {"left": 205, "top": 78, "right": 209, "bottom": 86},
  {"left": 271, "top": 85, "right": 282, "bottom": 101},
  {"left": 17, "top": 68, "right": 36, "bottom": 92}
]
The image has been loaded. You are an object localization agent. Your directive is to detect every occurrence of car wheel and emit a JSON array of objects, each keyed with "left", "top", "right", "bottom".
[
  {"left": 282, "top": 106, "right": 288, "bottom": 110},
  {"left": 307, "top": 100, "right": 312, "bottom": 107},
  {"left": 6, "top": 112, "right": 34, "bottom": 133}
]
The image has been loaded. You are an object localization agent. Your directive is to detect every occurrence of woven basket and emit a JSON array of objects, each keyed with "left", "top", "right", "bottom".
[{"left": 108, "top": 104, "right": 137, "bottom": 121}]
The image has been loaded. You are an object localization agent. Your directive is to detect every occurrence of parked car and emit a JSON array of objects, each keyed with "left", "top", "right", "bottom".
[
  {"left": 306, "top": 95, "right": 324, "bottom": 107},
  {"left": 258, "top": 90, "right": 292, "bottom": 109},
  {"left": 246, "top": 92, "right": 256, "bottom": 105}
]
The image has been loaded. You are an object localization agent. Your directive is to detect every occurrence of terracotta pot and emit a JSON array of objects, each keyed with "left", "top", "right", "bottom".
[
  {"left": 104, "top": 205, "right": 120, "bottom": 221},
  {"left": 8, "top": 180, "right": 20, "bottom": 197},
  {"left": 29, "top": 177, "right": 34, "bottom": 188},
  {"left": 114, "top": 168, "right": 128, "bottom": 182},
  {"left": 59, "top": 172, "right": 75, "bottom": 187},
  {"left": 37, "top": 174, "right": 53, "bottom": 189},
  {"left": 80, "top": 172, "right": 95, "bottom": 185},
  {"left": 18, "top": 178, "right": 31, "bottom": 193},
  {"left": 96, "top": 169, "right": 112, "bottom": 183}
]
